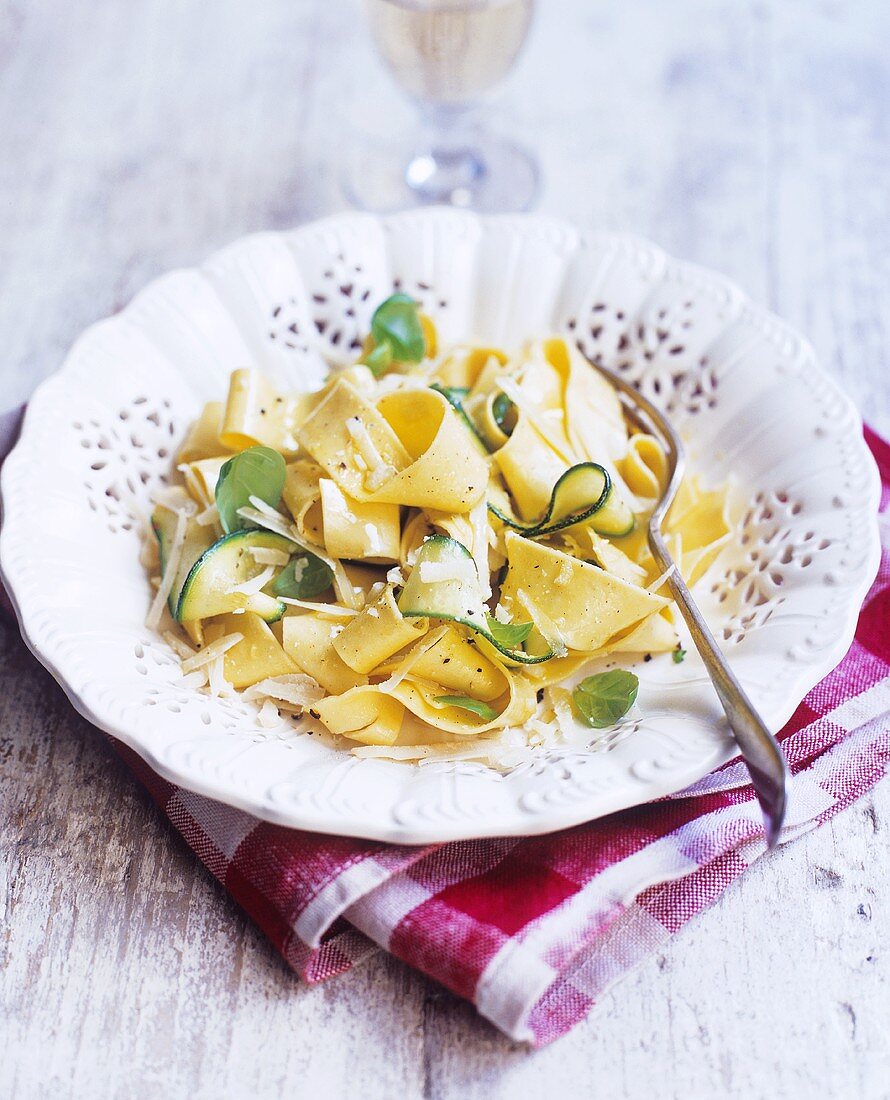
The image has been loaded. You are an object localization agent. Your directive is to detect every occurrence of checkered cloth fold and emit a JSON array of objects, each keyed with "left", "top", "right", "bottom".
[{"left": 4, "top": 408, "right": 889, "bottom": 1045}]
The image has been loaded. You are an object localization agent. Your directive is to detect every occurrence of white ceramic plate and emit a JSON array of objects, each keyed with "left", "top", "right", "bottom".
[{"left": 0, "top": 211, "right": 880, "bottom": 842}]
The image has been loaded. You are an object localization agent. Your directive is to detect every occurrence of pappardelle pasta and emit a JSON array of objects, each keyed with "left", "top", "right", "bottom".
[{"left": 144, "top": 295, "right": 731, "bottom": 764}]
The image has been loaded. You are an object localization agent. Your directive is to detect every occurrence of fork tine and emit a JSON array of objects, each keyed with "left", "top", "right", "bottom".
[{"left": 580, "top": 354, "right": 791, "bottom": 847}]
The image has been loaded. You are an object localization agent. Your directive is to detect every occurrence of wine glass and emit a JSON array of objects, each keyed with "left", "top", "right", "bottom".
[{"left": 343, "top": 0, "right": 538, "bottom": 213}]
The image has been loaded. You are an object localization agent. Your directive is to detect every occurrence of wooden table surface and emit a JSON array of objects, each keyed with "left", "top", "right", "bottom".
[{"left": 2, "top": 2, "right": 888, "bottom": 1096}]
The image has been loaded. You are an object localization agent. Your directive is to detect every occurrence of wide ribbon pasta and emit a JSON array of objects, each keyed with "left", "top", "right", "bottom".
[{"left": 150, "top": 311, "right": 734, "bottom": 763}]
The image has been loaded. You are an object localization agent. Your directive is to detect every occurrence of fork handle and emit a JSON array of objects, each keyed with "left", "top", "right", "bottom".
[{"left": 648, "top": 527, "right": 790, "bottom": 848}]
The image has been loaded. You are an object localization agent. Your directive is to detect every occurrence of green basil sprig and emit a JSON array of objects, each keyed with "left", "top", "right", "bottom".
[
  {"left": 485, "top": 616, "right": 533, "bottom": 649},
  {"left": 362, "top": 293, "right": 426, "bottom": 376},
  {"left": 572, "top": 670, "right": 639, "bottom": 729},
  {"left": 215, "top": 445, "right": 286, "bottom": 534},
  {"left": 432, "top": 695, "right": 499, "bottom": 721},
  {"left": 271, "top": 553, "right": 333, "bottom": 599}
]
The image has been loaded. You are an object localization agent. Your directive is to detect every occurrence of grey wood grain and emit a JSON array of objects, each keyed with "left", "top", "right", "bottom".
[{"left": 1, "top": 1, "right": 888, "bottom": 1097}]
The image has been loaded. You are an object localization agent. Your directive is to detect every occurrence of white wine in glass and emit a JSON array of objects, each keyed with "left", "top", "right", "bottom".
[
  {"left": 367, "top": 0, "right": 533, "bottom": 106},
  {"left": 344, "top": 0, "right": 538, "bottom": 212}
]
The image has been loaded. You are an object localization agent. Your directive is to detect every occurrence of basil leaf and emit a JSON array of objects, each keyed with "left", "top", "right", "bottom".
[
  {"left": 432, "top": 694, "right": 498, "bottom": 721},
  {"left": 215, "top": 445, "right": 286, "bottom": 535},
  {"left": 485, "top": 615, "right": 533, "bottom": 649},
  {"left": 572, "top": 670, "right": 639, "bottom": 729},
  {"left": 271, "top": 553, "right": 334, "bottom": 599},
  {"left": 492, "top": 392, "right": 517, "bottom": 436},
  {"left": 363, "top": 340, "right": 393, "bottom": 378},
  {"left": 672, "top": 647, "right": 687, "bottom": 664},
  {"left": 370, "top": 293, "right": 426, "bottom": 363}
]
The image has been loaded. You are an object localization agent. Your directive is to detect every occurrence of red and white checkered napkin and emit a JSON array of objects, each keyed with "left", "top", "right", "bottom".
[{"left": 5, "top": 409, "right": 890, "bottom": 1045}]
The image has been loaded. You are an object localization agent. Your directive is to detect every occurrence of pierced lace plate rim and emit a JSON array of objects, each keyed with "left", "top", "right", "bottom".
[{"left": 0, "top": 210, "right": 881, "bottom": 843}]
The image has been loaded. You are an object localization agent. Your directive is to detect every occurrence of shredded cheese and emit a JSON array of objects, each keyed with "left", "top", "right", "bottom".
[
  {"left": 468, "top": 497, "right": 492, "bottom": 601},
  {"left": 194, "top": 503, "right": 220, "bottom": 527},
  {"left": 180, "top": 632, "right": 243, "bottom": 675},
  {"left": 238, "top": 500, "right": 298, "bottom": 541},
  {"left": 230, "top": 565, "right": 275, "bottom": 596},
  {"left": 555, "top": 558, "right": 574, "bottom": 587},
  {"left": 238, "top": 500, "right": 360, "bottom": 612},
  {"left": 550, "top": 687, "right": 578, "bottom": 740},
  {"left": 250, "top": 547, "right": 291, "bottom": 567},
  {"left": 243, "top": 674, "right": 325, "bottom": 709},
  {"left": 346, "top": 416, "right": 395, "bottom": 492},
  {"left": 515, "top": 587, "right": 568, "bottom": 657},
  {"left": 257, "top": 700, "right": 281, "bottom": 728},
  {"left": 277, "top": 597, "right": 358, "bottom": 617},
  {"left": 377, "top": 625, "right": 449, "bottom": 694},
  {"left": 386, "top": 565, "right": 405, "bottom": 586},
  {"left": 151, "top": 486, "right": 197, "bottom": 516},
  {"left": 177, "top": 669, "right": 209, "bottom": 690},
  {"left": 163, "top": 630, "right": 196, "bottom": 661},
  {"left": 647, "top": 563, "right": 677, "bottom": 594},
  {"left": 418, "top": 559, "right": 478, "bottom": 586},
  {"left": 139, "top": 536, "right": 160, "bottom": 570},
  {"left": 146, "top": 509, "right": 188, "bottom": 630},
  {"left": 207, "top": 654, "right": 229, "bottom": 697}
]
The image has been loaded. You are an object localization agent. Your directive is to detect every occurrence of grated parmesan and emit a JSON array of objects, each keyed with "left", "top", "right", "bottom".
[
  {"left": 194, "top": 503, "right": 220, "bottom": 527},
  {"left": 647, "top": 563, "right": 677, "bottom": 594},
  {"left": 386, "top": 565, "right": 405, "bottom": 586},
  {"left": 243, "top": 673, "right": 325, "bottom": 709},
  {"left": 345, "top": 416, "right": 396, "bottom": 491},
  {"left": 250, "top": 547, "right": 291, "bottom": 567},
  {"left": 230, "top": 564, "right": 275, "bottom": 596},
  {"left": 554, "top": 558, "right": 574, "bottom": 587},
  {"left": 516, "top": 587, "right": 568, "bottom": 657},
  {"left": 139, "top": 536, "right": 160, "bottom": 571},
  {"left": 180, "top": 632, "right": 243, "bottom": 675},
  {"left": 418, "top": 559, "right": 478, "bottom": 586},
  {"left": 246, "top": 502, "right": 362, "bottom": 614},
  {"left": 163, "top": 630, "right": 196, "bottom": 661},
  {"left": 277, "top": 597, "right": 358, "bottom": 617},
  {"left": 177, "top": 669, "right": 209, "bottom": 690},
  {"left": 377, "top": 625, "right": 449, "bottom": 694},
  {"left": 237, "top": 500, "right": 359, "bottom": 612},
  {"left": 145, "top": 509, "right": 188, "bottom": 630},
  {"left": 257, "top": 700, "right": 281, "bottom": 728},
  {"left": 468, "top": 498, "right": 492, "bottom": 601},
  {"left": 151, "top": 485, "right": 197, "bottom": 516},
  {"left": 207, "top": 654, "right": 229, "bottom": 697}
]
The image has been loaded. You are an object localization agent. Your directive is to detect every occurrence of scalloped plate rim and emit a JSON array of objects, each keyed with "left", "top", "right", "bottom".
[{"left": 0, "top": 210, "right": 882, "bottom": 843}]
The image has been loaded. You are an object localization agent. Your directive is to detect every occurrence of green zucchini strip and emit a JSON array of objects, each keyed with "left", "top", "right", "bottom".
[
  {"left": 488, "top": 461, "right": 635, "bottom": 538},
  {"left": 429, "top": 383, "right": 489, "bottom": 454},
  {"left": 397, "top": 535, "right": 557, "bottom": 665},
  {"left": 176, "top": 529, "right": 293, "bottom": 623}
]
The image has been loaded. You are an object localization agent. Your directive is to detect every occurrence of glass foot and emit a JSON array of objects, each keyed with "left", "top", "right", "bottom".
[{"left": 342, "top": 131, "right": 540, "bottom": 214}]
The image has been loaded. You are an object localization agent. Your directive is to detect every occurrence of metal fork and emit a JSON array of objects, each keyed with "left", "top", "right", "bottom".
[{"left": 585, "top": 358, "right": 790, "bottom": 848}]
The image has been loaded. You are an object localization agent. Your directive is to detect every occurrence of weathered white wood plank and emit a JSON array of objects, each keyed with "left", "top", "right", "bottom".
[{"left": 1, "top": 0, "right": 888, "bottom": 1097}]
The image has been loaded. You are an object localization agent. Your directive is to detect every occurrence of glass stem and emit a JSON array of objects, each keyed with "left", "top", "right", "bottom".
[{"left": 404, "top": 104, "right": 486, "bottom": 205}]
